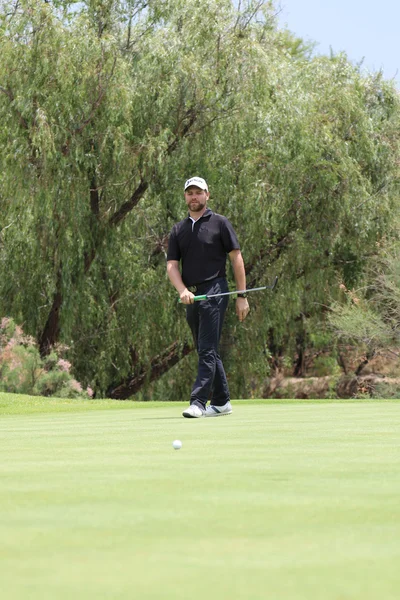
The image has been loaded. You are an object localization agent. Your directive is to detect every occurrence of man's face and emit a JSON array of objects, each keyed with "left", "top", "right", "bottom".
[{"left": 184, "top": 186, "right": 209, "bottom": 212}]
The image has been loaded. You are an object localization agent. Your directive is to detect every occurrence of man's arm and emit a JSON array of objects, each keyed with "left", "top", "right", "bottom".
[
  {"left": 229, "top": 249, "right": 250, "bottom": 322},
  {"left": 167, "top": 260, "right": 195, "bottom": 304}
]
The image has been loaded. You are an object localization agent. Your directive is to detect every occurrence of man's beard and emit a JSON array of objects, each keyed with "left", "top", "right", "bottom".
[{"left": 189, "top": 200, "right": 206, "bottom": 212}]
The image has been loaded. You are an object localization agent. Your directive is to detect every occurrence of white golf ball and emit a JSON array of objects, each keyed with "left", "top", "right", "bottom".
[{"left": 172, "top": 439, "right": 182, "bottom": 450}]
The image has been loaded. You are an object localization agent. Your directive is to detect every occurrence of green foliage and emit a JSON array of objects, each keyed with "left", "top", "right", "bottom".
[
  {"left": 312, "top": 355, "right": 341, "bottom": 378},
  {"left": 373, "top": 381, "right": 400, "bottom": 400},
  {"left": 329, "top": 301, "right": 392, "bottom": 349},
  {"left": 329, "top": 241, "right": 400, "bottom": 352}
]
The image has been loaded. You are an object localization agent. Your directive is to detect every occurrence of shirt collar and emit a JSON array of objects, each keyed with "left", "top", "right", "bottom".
[{"left": 187, "top": 208, "right": 213, "bottom": 222}]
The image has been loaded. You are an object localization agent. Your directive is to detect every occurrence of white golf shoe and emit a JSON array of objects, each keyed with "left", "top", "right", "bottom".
[
  {"left": 205, "top": 401, "right": 232, "bottom": 417},
  {"left": 182, "top": 404, "right": 205, "bottom": 418}
]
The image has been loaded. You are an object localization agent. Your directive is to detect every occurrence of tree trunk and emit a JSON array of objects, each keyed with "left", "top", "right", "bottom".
[{"left": 39, "top": 267, "right": 63, "bottom": 356}]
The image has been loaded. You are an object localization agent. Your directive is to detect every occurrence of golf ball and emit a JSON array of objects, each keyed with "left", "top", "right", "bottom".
[{"left": 172, "top": 439, "right": 182, "bottom": 450}]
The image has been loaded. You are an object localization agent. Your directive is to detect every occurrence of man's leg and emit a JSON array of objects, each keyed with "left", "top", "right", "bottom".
[
  {"left": 209, "top": 289, "right": 230, "bottom": 405},
  {"left": 185, "top": 301, "right": 200, "bottom": 389},
  {"left": 206, "top": 292, "right": 232, "bottom": 415},
  {"left": 188, "top": 296, "right": 222, "bottom": 409},
  {"left": 210, "top": 353, "right": 230, "bottom": 406},
  {"left": 183, "top": 302, "right": 206, "bottom": 417}
]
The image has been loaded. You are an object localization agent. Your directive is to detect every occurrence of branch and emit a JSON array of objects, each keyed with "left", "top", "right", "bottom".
[
  {"left": 5, "top": 0, "right": 21, "bottom": 21},
  {"left": 166, "top": 109, "right": 198, "bottom": 155},
  {"left": 108, "top": 179, "right": 149, "bottom": 227},
  {"left": 124, "top": 3, "right": 151, "bottom": 50},
  {"left": 107, "top": 340, "right": 194, "bottom": 399},
  {"left": 235, "top": 0, "right": 266, "bottom": 31}
]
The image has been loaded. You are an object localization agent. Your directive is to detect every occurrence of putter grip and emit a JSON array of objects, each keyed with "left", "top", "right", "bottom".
[{"left": 178, "top": 294, "right": 207, "bottom": 303}]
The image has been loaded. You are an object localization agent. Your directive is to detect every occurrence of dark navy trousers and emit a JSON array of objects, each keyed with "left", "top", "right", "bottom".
[{"left": 186, "top": 278, "right": 230, "bottom": 409}]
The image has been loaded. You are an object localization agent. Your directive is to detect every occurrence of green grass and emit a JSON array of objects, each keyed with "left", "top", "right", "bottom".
[{"left": 1, "top": 394, "right": 400, "bottom": 599}]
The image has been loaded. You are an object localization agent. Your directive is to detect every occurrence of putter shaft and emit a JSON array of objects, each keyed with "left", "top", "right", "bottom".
[
  {"left": 178, "top": 277, "right": 278, "bottom": 303},
  {"left": 205, "top": 286, "right": 268, "bottom": 299}
]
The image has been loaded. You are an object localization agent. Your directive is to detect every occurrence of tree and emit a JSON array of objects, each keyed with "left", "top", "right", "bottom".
[
  {"left": 0, "top": 0, "right": 399, "bottom": 399},
  {"left": 328, "top": 241, "right": 400, "bottom": 365}
]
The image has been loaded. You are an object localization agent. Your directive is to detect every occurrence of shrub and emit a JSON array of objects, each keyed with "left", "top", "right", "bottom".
[{"left": 0, "top": 318, "right": 92, "bottom": 398}]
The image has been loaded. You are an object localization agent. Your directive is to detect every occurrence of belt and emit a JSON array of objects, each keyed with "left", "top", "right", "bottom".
[{"left": 187, "top": 277, "right": 225, "bottom": 294}]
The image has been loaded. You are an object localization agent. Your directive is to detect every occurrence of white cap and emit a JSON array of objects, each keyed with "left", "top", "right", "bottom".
[{"left": 184, "top": 177, "right": 208, "bottom": 191}]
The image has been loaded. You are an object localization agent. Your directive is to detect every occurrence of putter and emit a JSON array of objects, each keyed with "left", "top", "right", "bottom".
[{"left": 179, "top": 276, "right": 278, "bottom": 303}]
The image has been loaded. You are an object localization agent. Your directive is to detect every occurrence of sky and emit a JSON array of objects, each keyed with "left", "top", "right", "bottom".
[{"left": 276, "top": 0, "right": 400, "bottom": 88}]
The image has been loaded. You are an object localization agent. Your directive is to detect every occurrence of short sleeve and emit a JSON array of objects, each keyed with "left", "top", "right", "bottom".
[
  {"left": 167, "top": 225, "right": 181, "bottom": 261},
  {"left": 220, "top": 218, "right": 240, "bottom": 253}
]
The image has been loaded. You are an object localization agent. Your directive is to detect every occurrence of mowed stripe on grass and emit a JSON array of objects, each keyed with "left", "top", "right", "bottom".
[{"left": 1, "top": 399, "right": 400, "bottom": 600}]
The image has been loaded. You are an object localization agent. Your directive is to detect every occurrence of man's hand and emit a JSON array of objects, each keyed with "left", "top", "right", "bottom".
[
  {"left": 180, "top": 289, "right": 195, "bottom": 305},
  {"left": 236, "top": 297, "right": 250, "bottom": 321}
]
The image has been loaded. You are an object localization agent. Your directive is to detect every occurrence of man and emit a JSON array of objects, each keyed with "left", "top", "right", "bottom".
[{"left": 167, "top": 176, "right": 250, "bottom": 418}]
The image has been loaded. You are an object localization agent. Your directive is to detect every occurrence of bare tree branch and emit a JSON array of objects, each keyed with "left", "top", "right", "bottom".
[
  {"left": 107, "top": 340, "right": 193, "bottom": 399},
  {"left": 108, "top": 179, "right": 149, "bottom": 227}
]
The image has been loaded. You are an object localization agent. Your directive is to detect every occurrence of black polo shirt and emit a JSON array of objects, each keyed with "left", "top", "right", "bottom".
[{"left": 167, "top": 209, "right": 240, "bottom": 287}]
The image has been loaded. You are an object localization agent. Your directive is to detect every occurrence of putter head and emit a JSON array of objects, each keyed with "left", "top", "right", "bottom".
[{"left": 270, "top": 276, "right": 278, "bottom": 290}]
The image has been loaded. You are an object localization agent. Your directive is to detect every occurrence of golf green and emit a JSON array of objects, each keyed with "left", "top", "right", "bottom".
[{"left": 1, "top": 398, "right": 400, "bottom": 599}]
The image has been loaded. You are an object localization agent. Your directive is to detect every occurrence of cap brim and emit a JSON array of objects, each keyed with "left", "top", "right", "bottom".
[{"left": 184, "top": 184, "right": 207, "bottom": 191}]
